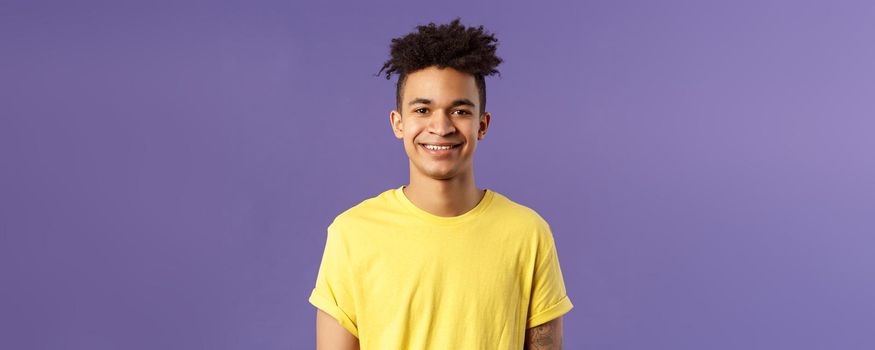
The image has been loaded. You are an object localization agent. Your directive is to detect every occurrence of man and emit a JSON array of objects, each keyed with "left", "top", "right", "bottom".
[{"left": 309, "top": 18, "right": 573, "bottom": 349}]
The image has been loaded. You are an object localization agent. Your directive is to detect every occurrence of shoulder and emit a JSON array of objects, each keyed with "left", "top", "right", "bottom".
[
  {"left": 488, "top": 190, "right": 552, "bottom": 234},
  {"left": 328, "top": 187, "right": 397, "bottom": 233}
]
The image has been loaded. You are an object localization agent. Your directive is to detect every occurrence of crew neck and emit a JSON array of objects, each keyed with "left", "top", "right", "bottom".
[{"left": 394, "top": 185, "right": 495, "bottom": 225}]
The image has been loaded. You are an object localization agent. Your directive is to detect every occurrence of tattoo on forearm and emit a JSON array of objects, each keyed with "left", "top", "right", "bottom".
[{"left": 525, "top": 319, "right": 562, "bottom": 350}]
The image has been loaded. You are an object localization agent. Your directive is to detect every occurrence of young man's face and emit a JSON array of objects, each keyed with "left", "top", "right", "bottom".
[{"left": 390, "top": 66, "right": 491, "bottom": 182}]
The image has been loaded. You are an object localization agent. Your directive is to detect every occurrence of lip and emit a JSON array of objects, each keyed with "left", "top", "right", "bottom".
[
  {"left": 418, "top": 142, "right": 461, "bottom": 146},
  {"left": 418, "top": 142, "right": 461, "bottom": 157}
]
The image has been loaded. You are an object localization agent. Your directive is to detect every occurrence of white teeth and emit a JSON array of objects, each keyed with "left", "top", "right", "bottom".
[{"left": 424, "top": 144, "right": 454, "bottom": 150}]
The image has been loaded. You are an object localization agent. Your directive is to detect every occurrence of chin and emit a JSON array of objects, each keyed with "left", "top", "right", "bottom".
[
  {"left": 414, "top": 165, "right": 457, "bottom": 180},
  {"left": 423, "top": 168, "right": 455, "bottom": 179},
  {"left": 433, "top": 172, "right": 459, "bottom": 180}
]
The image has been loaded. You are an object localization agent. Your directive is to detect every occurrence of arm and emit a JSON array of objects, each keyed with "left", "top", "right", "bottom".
[
  {"left": 316, "top": 309, "right": 360, "bottom": 350},
  {"left": 524, "top": 316, "right": 563, "bottom": 350}
]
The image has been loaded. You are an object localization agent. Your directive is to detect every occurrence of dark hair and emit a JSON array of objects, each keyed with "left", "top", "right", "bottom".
[{"left": 375, "top": 18, "right": 503, "bottom": 116}]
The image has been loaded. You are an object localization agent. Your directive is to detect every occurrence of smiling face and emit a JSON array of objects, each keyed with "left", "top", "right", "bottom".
[{"left": 390, "top": 66, "right": 491, "bottom": 182}]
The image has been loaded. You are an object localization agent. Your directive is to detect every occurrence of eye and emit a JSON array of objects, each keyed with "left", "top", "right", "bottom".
[
  {"left": 414, "top": 108, "right": 428, "bottom": 114},
  {"left": 452, "top": 110, "right": 471, "bottom": 115}
]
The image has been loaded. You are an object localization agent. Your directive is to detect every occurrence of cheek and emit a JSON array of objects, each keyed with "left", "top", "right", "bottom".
[
  {"left": 403, "top": 127, "right": 421, "bottom": 143},
  {"left": 403, "top": 135, "right": 418, "bottom": 152}
]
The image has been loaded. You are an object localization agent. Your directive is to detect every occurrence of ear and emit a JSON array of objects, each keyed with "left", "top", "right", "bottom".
[
  {"left": 390, "top": 110, "right": 404, "bottom": 139},
  {"left": 477, "top": 111, "right": 491, "bottom": 140}
]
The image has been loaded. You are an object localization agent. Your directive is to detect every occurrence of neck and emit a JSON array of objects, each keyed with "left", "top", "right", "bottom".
[{"left": 403, "top": 168, "right": 485, "bottom": 218}]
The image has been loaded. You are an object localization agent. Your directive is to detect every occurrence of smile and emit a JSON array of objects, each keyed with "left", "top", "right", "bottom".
[
  {"left": 422, "top": 144, "right": 458, "bottom": 150},
  {"left": 419, "top": 143, "right": 461, "bottom": 156}
]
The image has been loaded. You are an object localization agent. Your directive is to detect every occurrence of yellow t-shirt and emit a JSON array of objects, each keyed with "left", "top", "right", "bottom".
[{"left": 308, "top": 185, "right": 573, "bottom": 349}]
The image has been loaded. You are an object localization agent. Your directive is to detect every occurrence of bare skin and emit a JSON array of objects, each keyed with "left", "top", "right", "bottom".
[
  {"left": 524, "top": 317, "right": 564, "bottom": 350},
  {"left": 389, "top": 66, "right": 492, "bottom": 217},
  {"left": 316, "top": 309, "right": 359, "bottom": 350}
]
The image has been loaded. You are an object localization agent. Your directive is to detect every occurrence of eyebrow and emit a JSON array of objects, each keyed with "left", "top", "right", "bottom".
[{"left": 407, "top": 98, "right": 475, "bottom": 108}]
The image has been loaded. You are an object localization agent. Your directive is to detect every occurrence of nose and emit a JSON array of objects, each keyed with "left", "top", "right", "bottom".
[{"left": 427, "top": 110, "right": 456, "bottom": 136}]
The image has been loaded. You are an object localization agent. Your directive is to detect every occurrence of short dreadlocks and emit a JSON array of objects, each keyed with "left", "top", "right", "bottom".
[{"left": 376, "top": 18, "right": 503, "bottom": 117}]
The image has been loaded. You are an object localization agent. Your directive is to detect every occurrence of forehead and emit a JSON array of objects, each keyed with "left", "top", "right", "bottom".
[{"left": 402, "top": 66, "right": 478, "bottom": 103}]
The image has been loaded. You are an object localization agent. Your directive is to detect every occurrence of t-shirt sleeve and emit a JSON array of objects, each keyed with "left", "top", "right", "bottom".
[
  {"left": 308, "top": 222, "right": 359, "bottom": 338},
  {"left": 526, "top": 220, "right": 574, "bottom": 328}
]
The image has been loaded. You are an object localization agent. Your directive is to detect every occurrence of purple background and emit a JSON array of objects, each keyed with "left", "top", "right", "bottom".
[{"left": 2, "top": 0, "right": 874, "bottom": 349}]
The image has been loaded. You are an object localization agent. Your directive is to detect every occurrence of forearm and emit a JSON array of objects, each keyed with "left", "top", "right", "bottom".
[
  {"left": 523, "top": 317, "right": 563, "bottom": 350},
  {"left": 316, "top": 309, "right": 360, "bottom": 350}
]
